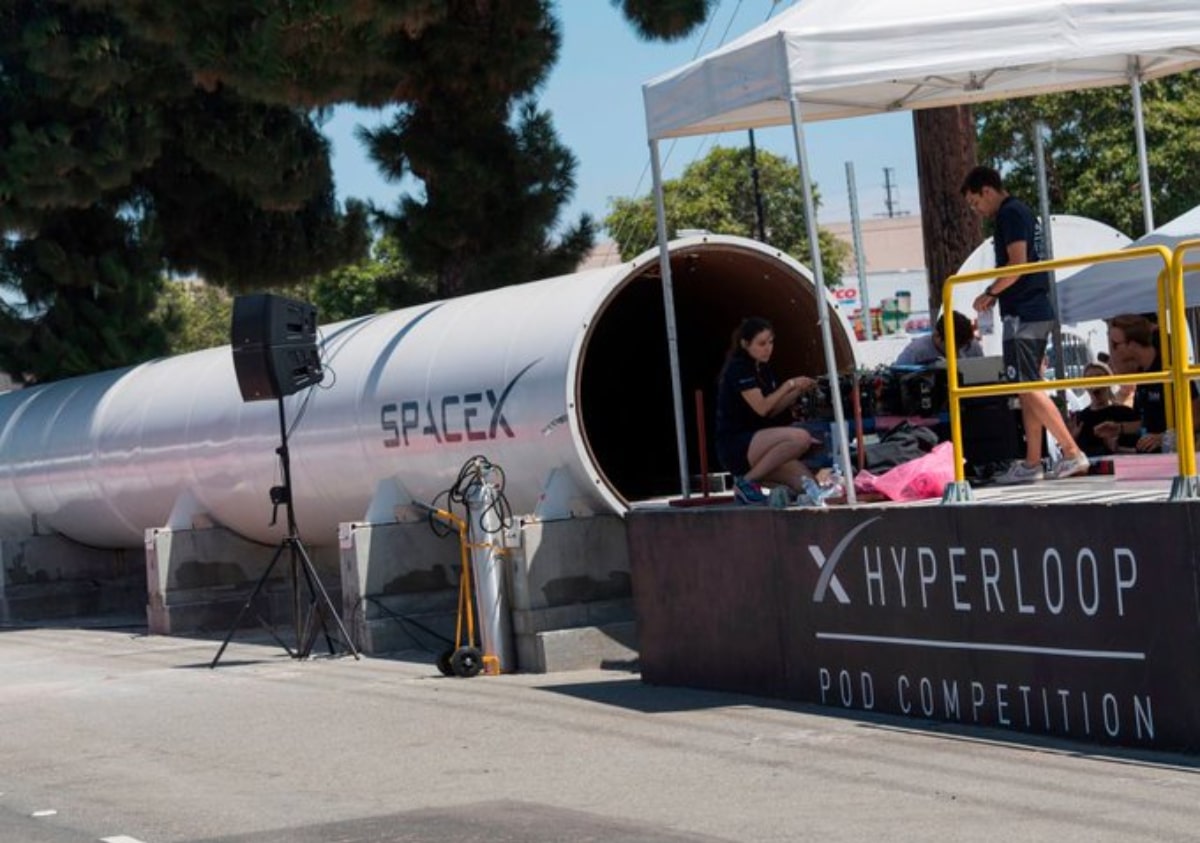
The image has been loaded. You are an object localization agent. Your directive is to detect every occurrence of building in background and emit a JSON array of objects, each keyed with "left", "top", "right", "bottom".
[{"left": 825, "top": 216, "right": 929, "bottom": 338}]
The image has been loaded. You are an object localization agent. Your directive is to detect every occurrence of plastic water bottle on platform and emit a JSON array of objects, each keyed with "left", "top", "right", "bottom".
[
  {"left": 826, "top": 466, "right": 846, "bottom": 499},
  {"left": 801, "top": 475, "right": 839, "bottom": 507}
]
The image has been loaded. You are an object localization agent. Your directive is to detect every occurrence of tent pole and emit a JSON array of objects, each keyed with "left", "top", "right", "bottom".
[
  {"left": 787, "top": 97, "right": 857, "bottom": 503},
  {"left": 1129, "top": 59, "right": 1155, "bottom": 233},
  {"left": 649, "top": 139, "right": 692, "bottom": 500},
  {"left": 845, "top": 162, "right": 874, "bottom": 341},
  {"left": 1033, "top": 121, "right": 1066, "bottom": 381}
]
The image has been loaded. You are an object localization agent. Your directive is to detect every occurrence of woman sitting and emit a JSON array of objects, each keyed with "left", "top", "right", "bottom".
[
  {"left": 714, "top": 316, "right": 819, "bottom": 504},
  {"left": 1069, "top": 361, "right": 1139, "bottom": 457}
]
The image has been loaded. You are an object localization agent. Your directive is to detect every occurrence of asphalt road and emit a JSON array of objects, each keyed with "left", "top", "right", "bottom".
[{"left": 2, "top": 626, "right": 1199, "bottom": 843}]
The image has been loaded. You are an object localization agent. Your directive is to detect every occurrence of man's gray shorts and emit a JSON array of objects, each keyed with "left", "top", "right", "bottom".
[{"left": 1001, "top": 316, "right": 1052, "bottom": 383}]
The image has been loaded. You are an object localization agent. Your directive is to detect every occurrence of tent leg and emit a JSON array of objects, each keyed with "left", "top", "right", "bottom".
[
  {"left": 1170, "top": 475, "right": 1200, "bottom": 502},
  {"left": 787, "top": 97, "right": 857, "bottom": 504},
  {"left": 1033, "top": 121, "right": 1066, "bottom": 380},
  {"left": 649, "top": 139, "right": 692, "bottom": 500},
  {"left": 1129, "top": 60, "right": 1155, "bottom": 233}
]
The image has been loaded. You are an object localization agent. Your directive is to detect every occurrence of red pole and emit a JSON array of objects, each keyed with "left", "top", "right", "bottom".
[
  {"left": 851, "top": 375, "right": 866, "bottom": 473},
  {"left": 694, "top": 389, "right": 710, "bottom": 498}
]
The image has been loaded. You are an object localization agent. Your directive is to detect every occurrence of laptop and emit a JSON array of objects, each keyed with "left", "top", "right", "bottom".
[{"left": 955, "top": 355, "right": 1006, "bottom": 385}]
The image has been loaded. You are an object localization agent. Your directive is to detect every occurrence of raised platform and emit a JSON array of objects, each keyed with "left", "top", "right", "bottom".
[{"left": 627, "top": 471, "right": 1200, "bottom": 752}]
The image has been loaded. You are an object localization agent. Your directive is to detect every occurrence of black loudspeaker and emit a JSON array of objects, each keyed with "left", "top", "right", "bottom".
[
  {"left": 231, "top": 293, "right": 317, "bottom": 348},
  {"left": 231, "top": 294, "right": 323, "bottom": 402}
]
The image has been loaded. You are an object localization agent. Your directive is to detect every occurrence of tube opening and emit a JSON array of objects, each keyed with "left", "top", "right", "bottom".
[{"left": 578, "top": 241, "right": 855, "bottom": 506}]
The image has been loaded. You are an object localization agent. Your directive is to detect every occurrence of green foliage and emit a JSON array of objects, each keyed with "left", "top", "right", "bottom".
[
  {"left": 603, "top": 145, "right": 850, "bottom": 287},
  {"left": 154, "top": 280, "right": 231, "bottom": 354},
  {"left": 975, "top": 71, "right": 1200, "bottom": 238},
  {"left": 610, "top": 0, "right": 717, "bottom": 42},
  {"left": 364, "top": 2, "right": 595, "bottom": 299},
  {"left": 0, "top": 1, "right": 372, "bottom": 382},
  {"left": 158, "top": 235, "right": 437, "bottom": 353},
  {"left": 0, "top": 206, "right": 174, "bottom": 380},
  {"left": 103, "top": 1, "right": 447, "bottom": 108},
  {"left": 285, "top": 235, "right": 437, "bottom": 323},
  {"left": 0, "top": 0, "right": 723, "bottom": 383}
]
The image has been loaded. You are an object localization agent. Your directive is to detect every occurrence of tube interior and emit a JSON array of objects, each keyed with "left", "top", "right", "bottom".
[{"left": 578, "top": 242, "right": 855, "bottom": 505}]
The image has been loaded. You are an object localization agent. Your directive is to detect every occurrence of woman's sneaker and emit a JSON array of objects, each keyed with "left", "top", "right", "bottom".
[{"left": 733, "top": 476, "right": 768, "bottom": 505}]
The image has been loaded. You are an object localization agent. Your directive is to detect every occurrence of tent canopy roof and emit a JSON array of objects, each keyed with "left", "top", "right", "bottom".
[
  {"left": 643, "top": 0, "right": 1200, "bottom": 139},
  {"left": 1057, "top": 205, "right": 1200, "bottom": 323}
]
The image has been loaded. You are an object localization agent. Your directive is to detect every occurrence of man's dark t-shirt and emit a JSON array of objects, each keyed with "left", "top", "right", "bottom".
[
  {"left": 992, "top": 195, "right": 1054, "bottom": 322},
  {"left": 1133, "top": 348, "right": 1199, "bottom": 437}
]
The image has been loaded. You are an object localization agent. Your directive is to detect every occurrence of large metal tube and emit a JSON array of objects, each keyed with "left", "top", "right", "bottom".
[{"left": 0, "top": 235, "right": 857, "bottom": 548}]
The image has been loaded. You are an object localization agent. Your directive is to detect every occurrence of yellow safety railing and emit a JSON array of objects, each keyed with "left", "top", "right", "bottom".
[
  {"left": 941, "top": 243, "right": 1195, "bottom": 498},
  {"left": 1169, "top": 240, "right": 1200, "bottom": 478}
]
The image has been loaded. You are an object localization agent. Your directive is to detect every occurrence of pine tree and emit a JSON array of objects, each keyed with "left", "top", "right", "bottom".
[
  {"left": 361, "top": 1, "right": 594, "bottom": 299},
  {"left": 0, "top": 1, "right": 372, "bottom": 383}
]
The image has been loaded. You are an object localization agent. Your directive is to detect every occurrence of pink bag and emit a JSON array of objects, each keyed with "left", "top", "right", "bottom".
[{"left": 869, "top": 441, "right": 958, "bottom": 502}]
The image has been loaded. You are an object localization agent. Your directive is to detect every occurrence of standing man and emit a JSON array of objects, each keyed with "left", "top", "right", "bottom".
[{"left": 961, "top": 165, "right": 1089, "bottom": 483}]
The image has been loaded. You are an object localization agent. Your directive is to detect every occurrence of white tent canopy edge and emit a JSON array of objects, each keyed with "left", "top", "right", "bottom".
[{"left": 644, "top": 1, "right": 1200, "bottom": 138}]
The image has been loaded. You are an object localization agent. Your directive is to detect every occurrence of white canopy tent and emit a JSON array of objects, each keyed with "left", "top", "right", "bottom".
[
  {"left": 1057, "top": 204, "right": 1200, "bottom": 324},
  {"left": 641, "top": 0, "right": 1200, "bottom": 500}
]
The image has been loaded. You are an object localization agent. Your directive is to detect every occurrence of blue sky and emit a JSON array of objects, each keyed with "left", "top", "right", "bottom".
[{"left": 321, "top": 1, "right": 921, "bottom": 239}]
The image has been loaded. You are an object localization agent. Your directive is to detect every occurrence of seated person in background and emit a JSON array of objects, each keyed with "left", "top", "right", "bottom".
[
  {"left": 715, "top": 316, "right": 820, "bottom": 505},
  {"left": 1069, "top": 361, "right": 1139, "bottom": 456},
  {"left": 1097, "top": 352, "right": 1135, "bottom": 407},
  {"left": 894, "top": 311, "right": 983, "bottom": 366},
  {"left": 1096, "top": 313, "right": 1199, "bottom": 452}
]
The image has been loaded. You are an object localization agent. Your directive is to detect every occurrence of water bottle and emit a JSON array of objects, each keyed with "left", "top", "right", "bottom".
[
  {"left": 977, "top": 307, "right": 994, "bottom": 336},
  {"left": 800, "top": 476, "right": 825, "bottom": 507},
  {"left": 801, "top": 475, "right": 840, "bottom": 507},
  {"left": 826, "top": 466, "right": 846, "bottom": 499},
  {"left": 1162, "top": 428, "right": 1177, "bottom": 453}
]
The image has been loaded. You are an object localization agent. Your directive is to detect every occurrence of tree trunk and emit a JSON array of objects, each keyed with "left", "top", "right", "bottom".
[{"left": 914, "top": 106, "right": 982, "bottom": 315}]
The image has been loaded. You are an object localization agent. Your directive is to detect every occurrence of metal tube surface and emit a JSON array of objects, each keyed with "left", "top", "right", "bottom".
[{"left": 0, "top": 236, "right": 857, "bottom": 548}]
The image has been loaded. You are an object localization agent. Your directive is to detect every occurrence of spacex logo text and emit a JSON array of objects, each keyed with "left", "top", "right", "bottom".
[
  {"left": 379, "top": 360, "right": 538, "bottom": 448},
  {"left": 808, "top": 516, "right": 1139, "bottom": 620}
]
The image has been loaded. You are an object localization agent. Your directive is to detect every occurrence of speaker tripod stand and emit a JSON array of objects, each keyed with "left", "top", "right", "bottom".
[{"left": 210, "top": 396, "right": 360, "bottom": 668}]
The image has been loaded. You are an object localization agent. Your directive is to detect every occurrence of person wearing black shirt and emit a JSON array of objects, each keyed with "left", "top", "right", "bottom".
[
  {"left": 1069, "top": 361, "right": 1139, "bottom": 456},
  {"left": 962, "top": 165, "right": 1089, "bottom": 483},
  {"left": 715, "top": 317, "right": 819, "bottom": 504},
  {"left": 1098, "top": 313, "right": 1199, "bottom": 451}
]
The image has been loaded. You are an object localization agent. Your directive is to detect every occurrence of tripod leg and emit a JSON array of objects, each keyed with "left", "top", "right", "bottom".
[
  {"left": 210, "top": 543, "right": 289, "bottom": 668},
  {"left": 293, "top": 538, "right": 360, "bottom": 660},
  {"left": 294, "top": 542, "right": 337, "bottom": 657}
]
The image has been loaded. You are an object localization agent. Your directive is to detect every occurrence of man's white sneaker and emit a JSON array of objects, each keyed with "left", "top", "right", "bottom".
[
  {"left": 1049, "top": 452, "right": 1090, "bottom": 480},
  {"left": 993, "top": 460, "right": 1044, "bottom": 485}
]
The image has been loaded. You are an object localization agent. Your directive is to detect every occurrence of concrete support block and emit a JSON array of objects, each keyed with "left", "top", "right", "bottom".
[
  {"left": 145, "top": 525, "right": 340, "bottom": 636},
  {"left": 0, "top": 536, "right": 143, "bottom": 624},
  {"left": 531, "top": 621, "right": 639, "bottom": 673},
  {"left": 511, "top": 515, "right": 635, "bottom": 672},
  {"left": 513, "top": 515, "right": 631, "bottom": 611},
  {"left": 338, "top": 519, "right": 462, "bottom": 655},
  {"left": 335, "top": 513, "right": 638, "bottom": 672}
]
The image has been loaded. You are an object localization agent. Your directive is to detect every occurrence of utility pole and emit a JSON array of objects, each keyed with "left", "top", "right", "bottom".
[
  {"left": 748, "top": 129, "right": 767, "bottom": 242},
  {"left": 882, "top": 167, "right": 899, "bottom": 218}
]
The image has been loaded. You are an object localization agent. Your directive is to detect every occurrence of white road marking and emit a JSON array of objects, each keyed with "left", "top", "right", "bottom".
[
  {"left": 31, "top": 809, "right": 58, "bottom": 817},
  {"left": 102, "top": 836, "right": 149, "bottom": 843}
]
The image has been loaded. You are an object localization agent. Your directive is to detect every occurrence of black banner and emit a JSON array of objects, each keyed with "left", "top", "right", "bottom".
[{"left": 627, "top": 502, "right": 1200, "bottom": 751}]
